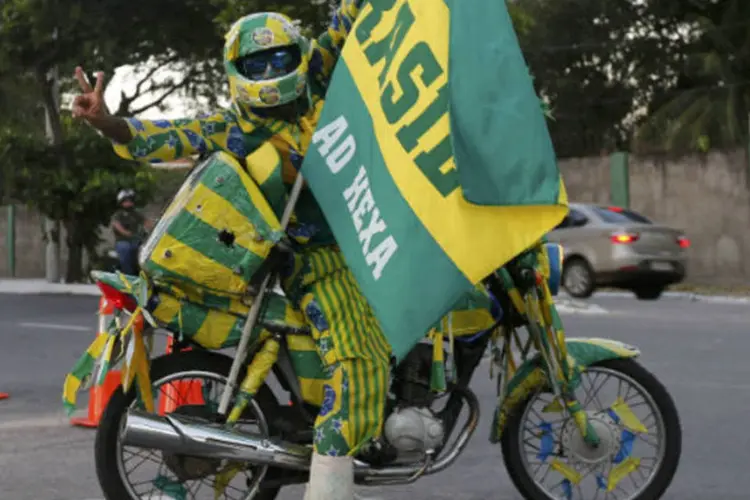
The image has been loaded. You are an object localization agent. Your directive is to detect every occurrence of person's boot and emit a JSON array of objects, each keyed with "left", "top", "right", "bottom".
[{"left": 303, "top": 453, "right": 354, "bottom": 500}]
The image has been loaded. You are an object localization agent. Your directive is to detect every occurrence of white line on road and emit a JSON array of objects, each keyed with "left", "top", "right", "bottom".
[
  {"left": 18, "top": 322, "right": 91, "bottom": 332},
  {"left": 554, "top": 299, "right": 609, "bottom": 315},
  {"left": 0, "top": 414, "right": 70, "bottom": 431}
]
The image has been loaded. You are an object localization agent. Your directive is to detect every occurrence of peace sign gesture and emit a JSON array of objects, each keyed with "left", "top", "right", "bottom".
[{"left": 71, "top": 66, "right": 109, "bottom": 121}]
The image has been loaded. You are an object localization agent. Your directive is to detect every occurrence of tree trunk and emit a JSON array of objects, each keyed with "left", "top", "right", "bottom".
[
  {"left": 64, "top": 219, "right": 85, "bottom": 283},
  {"left": 38, "top": 66, "right": 64, "bottom": 282},
  {"left": 38, "top": 66, "right": 64, "bottom": 147}
]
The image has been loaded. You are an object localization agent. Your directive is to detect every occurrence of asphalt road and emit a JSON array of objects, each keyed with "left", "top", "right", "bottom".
[{"left": 0, "top": 293, "right": 748, "bottom": 499}]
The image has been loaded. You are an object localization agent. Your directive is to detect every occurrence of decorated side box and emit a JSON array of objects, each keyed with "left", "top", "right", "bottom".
[{"left": 138, "top": 151, "right": 284, "bottom": 298}]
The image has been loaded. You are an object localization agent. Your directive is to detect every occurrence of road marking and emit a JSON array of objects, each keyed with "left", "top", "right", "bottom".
[
  {"left": 560, "top": 290, "right": 750, "bottom": 305},
  {"left": 0, "top": 414, "right": 70, "bottom": 431},
  {"left": 554, "top": 299, "right": 609, "bottom": 315},
  {"left": 18, "top": 322, "right": 91, "bottom": 332}
]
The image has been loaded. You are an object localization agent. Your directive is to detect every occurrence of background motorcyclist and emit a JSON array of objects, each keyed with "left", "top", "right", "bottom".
[
  {"left": 112, "top": 189, "right": 148, "bottom": 275},
  {"left": 72, "top": 4, "right": 388, "bottom": 500}
]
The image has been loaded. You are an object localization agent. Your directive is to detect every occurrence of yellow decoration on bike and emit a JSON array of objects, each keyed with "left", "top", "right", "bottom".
[
  {"left": 607, "top": 457, "right": 641, "bottom": 491},
  {"left": 611, "top": 397, "right": 649, "bottom": 434},
  {"left": 550, "top": 458, "right": 583, "bottom": 484},
  {"left": 228, "top": 338, "right": 280, "bottom": 424},
  {"left": 62, "top": 333, "right": 111, "bottom": 415},
  {"left": 139, "top": 152, "right": 283, "bottom": 298}
]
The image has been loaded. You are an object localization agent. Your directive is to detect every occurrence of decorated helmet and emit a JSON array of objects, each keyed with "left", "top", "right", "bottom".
[{"left": 224, "top": 12, "right": 311, "bottom": 110}]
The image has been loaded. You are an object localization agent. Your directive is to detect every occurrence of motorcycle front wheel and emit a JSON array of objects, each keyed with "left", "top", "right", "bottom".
[
  {"left": 500, "top": 358, "right": 681, "bottom": 500},
  {"left": 94, "top": 350, "right": 284, "bottom": 500}
]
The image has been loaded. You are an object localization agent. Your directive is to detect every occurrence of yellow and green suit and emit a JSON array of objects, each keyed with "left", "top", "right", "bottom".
[{"left": 111, "top": 1, "right": 389, "bottom": 457}]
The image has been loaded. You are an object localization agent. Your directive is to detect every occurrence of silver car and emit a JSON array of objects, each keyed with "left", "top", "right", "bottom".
[{"left": 545, "top": 203, "right": 689, "bottom": 300}]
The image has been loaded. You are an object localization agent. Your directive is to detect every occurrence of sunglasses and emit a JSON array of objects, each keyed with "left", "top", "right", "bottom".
[{"left": 236, "top": 47, "right": 301, "bottom": 80}]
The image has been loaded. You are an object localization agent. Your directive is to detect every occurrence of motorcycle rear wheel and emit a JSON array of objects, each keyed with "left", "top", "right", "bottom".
[
  {"left": 500, "top": 358, "right": 681, "bottom": 500},
  {"left": 94, "top": 349, "right": 284, "bottom": 500}
]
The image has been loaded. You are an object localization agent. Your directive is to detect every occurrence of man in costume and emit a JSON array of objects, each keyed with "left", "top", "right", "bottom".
[{"left": 72, "top": 4, "right": 388, "bottom": 499}]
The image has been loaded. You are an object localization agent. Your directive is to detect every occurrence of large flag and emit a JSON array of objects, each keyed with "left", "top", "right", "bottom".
[{"left": 301, "top": 0, "right": 568, "bottom": 361}]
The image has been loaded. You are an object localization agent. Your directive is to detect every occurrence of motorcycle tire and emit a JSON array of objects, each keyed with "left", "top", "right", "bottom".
[
  {"left": 94, "top": 349, "right": 284, "bottom": 500},
  {"left": 500, "top": 358, "right": 682, "bottom": 500}
]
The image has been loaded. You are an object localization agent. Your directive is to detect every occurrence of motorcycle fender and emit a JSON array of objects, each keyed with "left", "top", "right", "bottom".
[
  {"left": 489, "top": 338, "right": 640, "bottom": 442},
  {"left": 90, "top": 270, "right": 143, "bottom": 293}
]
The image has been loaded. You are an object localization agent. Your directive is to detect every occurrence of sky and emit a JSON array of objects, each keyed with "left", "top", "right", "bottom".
[{"left": 101, "top": 62, "right": 229, "bottom": 120}]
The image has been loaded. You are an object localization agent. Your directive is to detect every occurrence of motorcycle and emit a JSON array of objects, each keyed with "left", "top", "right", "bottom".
[
  {"left": 65, "top": 151, "right": 682, "bottom": 500},
  {"left": 92, "top": 225, "right": 149, "bottom": 274}
]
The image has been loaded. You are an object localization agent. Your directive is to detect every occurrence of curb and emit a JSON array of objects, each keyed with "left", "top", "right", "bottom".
[
  {"left": 0, "top": 281, "right": 99, "bottom": 296},
  {"left": 678, "top": 294, "right": 750, "bottom": 305},
  {"left": 569, "top": 291, "right": 750, "bottom": 305}
]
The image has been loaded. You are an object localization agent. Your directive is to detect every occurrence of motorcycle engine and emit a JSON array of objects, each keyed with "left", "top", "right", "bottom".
[
  {"left": 383, "top": 343, "right": 446, "bottom": 453},
  {"left": 384, "top": 406, "right": 445, "bottom": 453},
  {"left": 392, "top": 342, "right": 440, "bottom": 406}
]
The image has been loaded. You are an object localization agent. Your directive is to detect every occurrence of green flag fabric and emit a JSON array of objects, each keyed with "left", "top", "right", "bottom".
[
  {"left": 301, "top": 0, "right": 568, "bottom": 361},
  {"left": 448, "top": 0, "right": 562, "bottom": 206}
]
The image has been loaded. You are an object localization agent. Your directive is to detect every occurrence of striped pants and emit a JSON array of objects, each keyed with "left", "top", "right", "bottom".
[{"left": 293, "top": 247, "right": 391, "bottom": 457}]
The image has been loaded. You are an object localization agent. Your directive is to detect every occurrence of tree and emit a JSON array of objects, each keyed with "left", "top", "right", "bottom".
[
  {"left": 0, "top": 0, "right": 233, "bottom": 281},
  {"left": 0, "top": 0, "right": 341, "bottom": 127},
  {"left": 0, "top": 116, "right": 158, "bottom": 283},
  {"left": 0, "top": 0, "right": 189, "bottom": 281},
  {"left": 0, "top": 0, "right": 384, "bottom": 282},
  {"left": 512, "top": 0, "right": 691, "bottom": 157},
  {"left": 635, "top": 0, "right": 750, "bottom": 152},
  {"left": 103, "top": 0, "right": 338, "bottom": 117},
  {"left": 0, "top": 74, "right": 45, "bottom": 136}
]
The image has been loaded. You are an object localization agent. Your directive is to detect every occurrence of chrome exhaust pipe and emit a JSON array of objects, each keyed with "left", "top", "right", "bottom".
[
  {"left": 121, "top": 409, "right": 312, "bottom": 470},
  {"left": 120, "top": 386, "right": 480, "bottom": 484}
]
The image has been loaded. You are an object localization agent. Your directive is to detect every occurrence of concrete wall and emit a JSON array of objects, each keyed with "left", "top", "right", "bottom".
[
  {"left": 628, "top": 150, "right": 750, "bottom": 284},
  {"left": 3, "top": 149, "right": 750, "bottom": 284},
  {"left": 0, "top": 203, "right": 162, "bottom": 280},
  {"left": 0, "top": 205, "right": 47, "bottom": 278},
  {"left": 557, "top": 154, "right": 611, "bottom": 205}
]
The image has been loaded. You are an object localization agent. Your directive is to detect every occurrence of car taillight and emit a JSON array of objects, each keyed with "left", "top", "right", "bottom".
[
  {"left": 677, "top": 235, "right": 691, "bottom": 248},
  {"left": 610, "top": 232, "right": 639, "bottom": 244},
  {"left": 96, "top": 282, "right": 137, "bottom": 312}
]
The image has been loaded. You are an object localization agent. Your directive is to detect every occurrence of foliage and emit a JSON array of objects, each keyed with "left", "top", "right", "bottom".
[
  {"left": 506, "top": 0, "right": 535, "bottom": 36},
  {"left": 512, "top": 0, "right": 691, "bottom": 158},
  {"left": 510, "top": 0, "right": 750, "bottom": 155},
  {"left": 636, "top": 0, "right": 750, "bottom": 152},
  {"left": 0, "top": 74, "right": 45, "bottom": 135},
  {"left": 0, "top": 0, "right": 340, "bottom": 122},
  {"left": 0, "top": 115, "right": 157, "bottom": 282},
  {"left": 4, "top": 0, "right": 747, "bottom": 280},
  {"left": 0, "top": 0, "right": 339, "bottom": 281}
]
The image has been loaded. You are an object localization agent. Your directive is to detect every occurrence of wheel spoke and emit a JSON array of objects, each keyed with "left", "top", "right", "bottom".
[
  {"left": 515, "top": 364, "right": 672, "bottom": 500},
  {"left": 582, "top": 372, "right": 610, "bottom": 410},
  {"left": 115, "top": 369, "right": 272, "bottom": 500},
  {"left": 122, "top": 448, "right": 160, "bottom": 477},
  {"left": 187, "top": 476, "right": 203, "bottom": 500}
]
